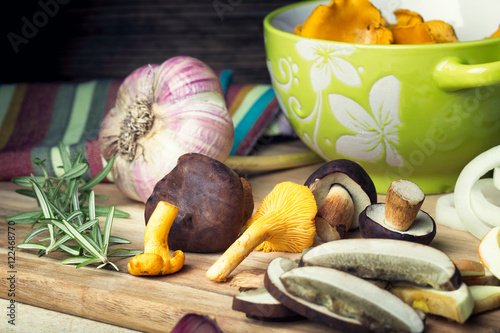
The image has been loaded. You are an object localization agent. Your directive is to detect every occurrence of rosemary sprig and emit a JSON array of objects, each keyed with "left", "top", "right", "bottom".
[{"left": 6, "top": 143, "right": 142, "bottom": 270}]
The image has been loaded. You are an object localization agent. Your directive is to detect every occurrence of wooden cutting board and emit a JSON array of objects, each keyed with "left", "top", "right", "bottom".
[{"left": 1, "top": 161, "right": 500, "bottom": 332}]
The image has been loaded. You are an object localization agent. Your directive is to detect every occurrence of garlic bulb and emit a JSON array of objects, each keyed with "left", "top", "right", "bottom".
[{"left": 99, "top": 56, "right": 234, "bottom": 202}]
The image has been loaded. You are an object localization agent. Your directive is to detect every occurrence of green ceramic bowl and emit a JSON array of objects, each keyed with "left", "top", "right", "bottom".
[{"left": 264, "top": 0, "right": 500, "bottom": 194}]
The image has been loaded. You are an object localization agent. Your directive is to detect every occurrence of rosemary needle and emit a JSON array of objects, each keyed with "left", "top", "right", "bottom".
[{"left": 6, "top": 142, "right": 142, "bottom": 270}]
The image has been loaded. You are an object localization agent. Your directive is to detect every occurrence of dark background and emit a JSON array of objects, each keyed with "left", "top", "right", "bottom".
[{"left": 2, "top": 0, "right": 297, "bottom": 84}]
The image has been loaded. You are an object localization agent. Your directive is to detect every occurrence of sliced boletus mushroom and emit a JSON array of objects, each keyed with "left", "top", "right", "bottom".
[
  {"left": 232, "top": 286, "right": 301, "bottom": 321},
  {"left": 389, "top": 282, "right": 474, "bottom": 324},
  {"left": 359, "top": 204, "right": 436, "bottom": 245},
  {"left": 462, "top": 270, "right": 500, "bottom": 287},
  {"left": 464, "top": 271, "right": 500, "bottom": 287},
  {"left": 452, "top": 259, "right": 500, "bottom": 286},
  {"left": 304, "top": 159, "right": 377, "bottom": 241},
  {"left": 452, "top": 258, "right": 485, "bottom": 277},
  {"left": 299, "top": 238, "right": 462, "bottom": 291},
  {"left": 264, "top": 257, "right": 364, "bottom": 332},
  {"left": 145, "top": 153, "right": 253, "bottom": 253},
  {"left": 264, "top": 258, "right": 425, "bottom": 333},
  {"left": 359, "top": 179, "right": 436, "bottom": 245},
  {"left": 469, "top": 285, "right": 500, "bottom": 314}
]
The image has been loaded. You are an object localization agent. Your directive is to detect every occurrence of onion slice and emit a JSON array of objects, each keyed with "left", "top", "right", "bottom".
[
  {"left": 471, "top": 178, "right": 500, "bottom": 228},
  {"left": 434, "top": 193, "right": 467, "bottom": 231},
  {"left": 494, "top": 167, "right": 500, "bottom": 190},
  {"left": 454, "top": 145, "right": 500, "bottom": 239}
]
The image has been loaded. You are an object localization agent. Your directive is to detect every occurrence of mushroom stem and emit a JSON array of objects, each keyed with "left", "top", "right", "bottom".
[
  {"left": 315, "top": 184, "right": 355, "bottom": 241},
  {"left": 128, "top": 201, "right": 185, "bottom": 276},
  {"left": 206, "top": 214, "right": 274, "bottom": 282},
  {"left": 385, "top": 180, "right": 425, "bottom": 231}
]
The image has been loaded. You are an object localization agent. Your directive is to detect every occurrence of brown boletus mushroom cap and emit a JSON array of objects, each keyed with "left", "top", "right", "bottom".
[
  {"left": 145, "top": 153, "right": 253, "bottom": 253},
  {"left": 304, "top": 159, "right": 377, "bottom": 240}
]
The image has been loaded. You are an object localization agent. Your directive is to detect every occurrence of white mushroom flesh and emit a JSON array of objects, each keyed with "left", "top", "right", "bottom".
[
  {"left": 301, "top": 238, "right": 459, "bottom": 291},
  {"left": 309, "top": 173, "right": 370, "bottom": 229},
  {"left": 281, "top": 266, "right": 425, "bottom": 333}
]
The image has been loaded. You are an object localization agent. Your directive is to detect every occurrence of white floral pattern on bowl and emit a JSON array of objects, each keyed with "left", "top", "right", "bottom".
[
  {"left": 269, "top": 38, "right": 403, "bottom": 167},
  {"left": 330, "top": 75, "right": 403, "bottom": 167}
]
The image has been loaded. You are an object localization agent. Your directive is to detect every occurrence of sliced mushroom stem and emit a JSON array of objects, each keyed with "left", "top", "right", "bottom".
[
  {"left": 469, "top": 285, "right": 500, "bottom": 314},
  {"left": 389, "top": 282, "right": 474, "bottom": 324},
  {"left": 206, "top": 215, "right": 274, "bottom": 282},
  {"left": 316, "top": 184, "right": 355, "bottom": 241},
  {"left": 452, "top": 258, "right": 485, "bottom": 277},
  {"left": 385, "top": 179, "right": 425, "bottom": 231}
]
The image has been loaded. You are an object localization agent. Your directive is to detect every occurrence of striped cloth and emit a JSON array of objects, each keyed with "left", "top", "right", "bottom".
[{"left": 0, "top": 70, "right": 294, "bottom": 181}]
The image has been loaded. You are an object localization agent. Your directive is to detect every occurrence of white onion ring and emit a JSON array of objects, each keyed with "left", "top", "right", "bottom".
[
  {"left": 454, "top": 145, "right": 500, "bottom": 239},
  {"left": 494, "top": 167, "right": 500, "bottom": 190},
  {"left": 435, "top": 193, "right": 468, "bottom": 231},
  {"left": 471, "top": 178, "right": 500, "bottom": 228}
]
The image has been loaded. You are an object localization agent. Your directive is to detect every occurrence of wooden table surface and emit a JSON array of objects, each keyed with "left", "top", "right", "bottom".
[{"left": 1, "top": 144, "right": 499, "bottom": 332}]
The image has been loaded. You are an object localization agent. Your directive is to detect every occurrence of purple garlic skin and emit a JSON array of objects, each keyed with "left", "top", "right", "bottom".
[
  {"left": 171, "top": 313, "right": 223, "bottom": 333},
  {"left": 98, "top": 56, "right": 234, "bottom": 203}
]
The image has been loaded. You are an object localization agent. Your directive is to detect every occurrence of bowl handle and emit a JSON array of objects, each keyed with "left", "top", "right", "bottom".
[{"left": 433, "top": 56, "right": 500, "bottom": 91}]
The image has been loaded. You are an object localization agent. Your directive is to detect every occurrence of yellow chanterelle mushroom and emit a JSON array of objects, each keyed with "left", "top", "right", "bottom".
[
  {"left": 294, "top": 0, "right": 393, "bottom": 44},
  {"left": 206, "top": 181, "right": 317, "bottom": 282},
  {"left": 128, "top": 201, "right": 185, "bottom": 276},
  {"left": 490, "top": 24, "right": 500, "bottom": 38}
]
